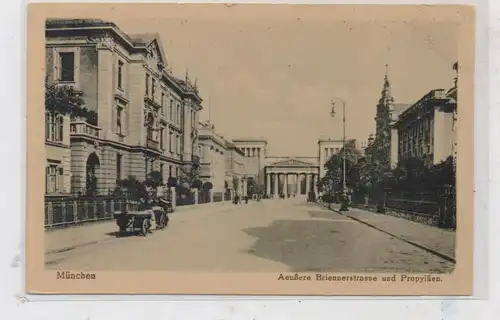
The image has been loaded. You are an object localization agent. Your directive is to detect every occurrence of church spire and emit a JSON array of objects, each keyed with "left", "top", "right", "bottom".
[{"left": 379, "top": 63, "right": 394, "bottom": 111}]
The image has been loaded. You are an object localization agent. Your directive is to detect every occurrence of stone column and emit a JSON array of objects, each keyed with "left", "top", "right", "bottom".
[
  {"left": 266, "top": 173, "right": 271, "bottom": 196},
  {"left": 273, "top": 174, "right": 278, "bottom": 198},
  {"left": 296, "top": 173, "right": 301, "bottom": 195},
  {"left": 243, "top": 178, "right": 248, "bottom": 197},
  {"left": 313, "top": 174, "right": 317, "bottom": 196},
  {"left": 170, "top": 187, "right": 176, "bottom": 208},
  {"left": 305, "top": 174, "right": 310, "bottom": 195},
  {"left": 283, "top": 174, "right": 288, "bottom": 197}
]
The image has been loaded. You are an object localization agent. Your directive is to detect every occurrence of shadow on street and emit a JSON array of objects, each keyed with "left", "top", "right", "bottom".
[{"left": 241, "top": 214, "right": 454, "bottom": 273}]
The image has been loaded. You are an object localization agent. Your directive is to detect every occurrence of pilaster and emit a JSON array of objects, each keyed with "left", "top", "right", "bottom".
[{"left": 96, "top": 48, "right": 115, "bottom": 140}]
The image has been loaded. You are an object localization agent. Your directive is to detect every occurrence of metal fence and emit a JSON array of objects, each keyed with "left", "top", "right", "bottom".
[
  {"left": 198, "top": 190, "right": 212, "bottom": 204},
  {"left": 385, "top": 191, "right": 440, "bottom": 217},
  {"left": 176, "top": 191, "right": 196, "bottom": 206},
  {"left": 350, "top": 186, "right": 456, "bottom": 229},
  {"left": 213, "top": 191, "right": 223, "bottom": 202},
  {"left": 44, "top": 197, "right": 138, "bottom": 228}
]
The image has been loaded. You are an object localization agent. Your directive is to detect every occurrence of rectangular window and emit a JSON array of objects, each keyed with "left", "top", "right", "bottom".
[
  {"left": 160, "top": 127, "right": 164, "bottom": 149},
  {"left": 180, "top": 134, "right": 184, "bottom": 155},
  {"left": 160, "top": 164, "right": 164, "bottom": 182},
  {"left": 169, "top": 165, "right": 172, "bottom": 177},
  {"left": 145, "top": 73, "right": 150, "bottom": 96},
  {"left": 116, "top": 153, "right": 122, "bottom": 182},
  {"left": 46, "top": 165, "right": 58, "bottom": 194},
  {"left": 175, "top": 167, "right": 179, "bottom": 177},
  {"left": 161, "top": 92, "right": 165, "bottom": 114},
  {"left": 169, "top": 132, "right": 173, "bottom": 153},
  {"left": 117, "top": 60, "right": 124, "bottom": 89},
  {"left": 152, "top": 78, "right": 156, "bottom": 101},
  {"left": 176, "top": 104, "right": 181, "bottom": 124},
  {"left": 56, "top": 116, "right": 63, "bottom": 142},
  {"left": 169, "top": 99, "right": 174, "bottom": 120},
  {"left": 116, "top": 107, "right": 122, "bottom": 134},
  {"left": 45, "top": 113, "right": 64, "bottom": 143},
  {"left": 59, "top": 52, "right": 75, "bottom": 82},
  {"left": 177, "top": 135, "right": 180, "bottom": 154},
  {"left": 145, "top": 158, "right": 149, "bottom": 177}
]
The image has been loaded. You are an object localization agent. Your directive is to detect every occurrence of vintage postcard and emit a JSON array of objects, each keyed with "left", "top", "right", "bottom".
[{"left": 27, "top": 3, "right": 475, "bottom": 295}]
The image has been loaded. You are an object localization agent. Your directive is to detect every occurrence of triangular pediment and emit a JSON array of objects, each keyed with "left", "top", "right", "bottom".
[
  {"left": 147, "top": 39, "right": 167, "bottom": 66},
  {"left": 269, "top": 159, "right": 315, "bottom": 167},
  {"left": 137, "top": 36, "right": 168, "bottom": 73}
]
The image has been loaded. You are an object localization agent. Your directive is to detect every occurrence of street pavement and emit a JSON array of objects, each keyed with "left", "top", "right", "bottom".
[{"left": 45, "top": 198, "right": 455, "bottom": 273}]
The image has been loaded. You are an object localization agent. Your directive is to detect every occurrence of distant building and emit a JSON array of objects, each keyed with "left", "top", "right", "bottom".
[
  {"left": 224, "top": 141, "right": 247, "bottom": 195},
  {"left": 45, "top": 19, "right": 202, "bottom": 196},
  {"left": 231, "top": 138, "right": 267, "bottom": 185},
  {"left": 198, "top": 121, "right": 228, "bottom": 193}
]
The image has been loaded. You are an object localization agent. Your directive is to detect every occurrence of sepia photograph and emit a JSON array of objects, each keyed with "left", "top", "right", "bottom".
[{"left": 26, "top": 3, "right": 475, "bottom": 295}]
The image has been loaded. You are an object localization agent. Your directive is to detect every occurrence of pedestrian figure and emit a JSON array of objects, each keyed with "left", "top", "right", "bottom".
[{"left": 245, "top": 196, "right": 248, "bottom": 204}]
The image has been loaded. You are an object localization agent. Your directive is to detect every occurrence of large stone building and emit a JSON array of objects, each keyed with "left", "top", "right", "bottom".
[
  {"left": 393, "top": 89, "right": 457, "bottom": 165},
  {"left": 392, "top": 62, "right": 458, "bottom": 166},
  {"left": 45, "top": 19, "right": 202, "bottom": 196},
  {"left": 318, "top": 138, "right": 344, "bottom": 179},
  {"left": 198, "top": 121, "right": 229, "bottom": 194}
]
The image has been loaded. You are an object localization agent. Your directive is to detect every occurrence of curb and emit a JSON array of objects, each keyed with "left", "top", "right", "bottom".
[{"left": 325, "top": 205, "right": 456, "bottom": 264}]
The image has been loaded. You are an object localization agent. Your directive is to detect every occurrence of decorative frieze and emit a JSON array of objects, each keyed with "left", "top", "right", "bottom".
[{"left": 87, "top": 35, "right": 116, "bottom": 51}]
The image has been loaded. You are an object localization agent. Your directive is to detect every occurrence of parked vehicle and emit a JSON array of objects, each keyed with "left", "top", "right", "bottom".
[{"left": 113, "top": 197, "right": 172, "bottom": 237}]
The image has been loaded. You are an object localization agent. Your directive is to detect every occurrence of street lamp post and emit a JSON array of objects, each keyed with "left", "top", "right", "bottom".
[{"left": 330, "top": 98, "right": 349, "bottom": 211}]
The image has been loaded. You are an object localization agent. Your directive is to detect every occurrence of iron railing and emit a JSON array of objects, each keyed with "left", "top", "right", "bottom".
[{"left": 44, "top": 197, "right": 138, "bottom": 229}]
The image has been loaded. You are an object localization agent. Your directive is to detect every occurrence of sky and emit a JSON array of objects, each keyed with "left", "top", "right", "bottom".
[{"left": 110, "top": 6, "right": 458, "bottom": 157}]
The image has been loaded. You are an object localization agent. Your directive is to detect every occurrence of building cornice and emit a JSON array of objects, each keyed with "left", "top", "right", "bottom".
[{"left": 46, "top": 19, "right": 203, "bottom": 105}]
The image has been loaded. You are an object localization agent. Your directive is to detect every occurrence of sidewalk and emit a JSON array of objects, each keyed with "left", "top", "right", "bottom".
[
  {"left": 325, "top": 203, "right": 456, "bottom": 261},
  {"left": 44, "top": 201, "right": 237, "bottom": 255}
]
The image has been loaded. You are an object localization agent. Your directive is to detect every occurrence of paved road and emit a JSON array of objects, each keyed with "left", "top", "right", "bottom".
[{"left": 46, "top": 198, "right": 454, "bottom": 273}]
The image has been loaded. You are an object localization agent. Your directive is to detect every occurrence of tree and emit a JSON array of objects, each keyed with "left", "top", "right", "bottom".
[
  {"left": 144, "top": 170, "right": 163, "bottom": 190},
  {"left": 202, "top": 181, "right": 213, "bottom": 190},
  {"left": 247, "top": 177, "right": 264, "bottom": 196},
  {"left": 116, "top": 175, "right": 149, "bottom": 201},
  {"left": 178, "top": 163, "right": 201, "bottom": 189},
  {"left": 45, "top": 79, "right": 88, "bottom": 119},
  {"left": 232, "top": 176, "right": 240, "bottom": 193},
  {"left": 320, "top": 140, "right": 363, "bottom": 193}
]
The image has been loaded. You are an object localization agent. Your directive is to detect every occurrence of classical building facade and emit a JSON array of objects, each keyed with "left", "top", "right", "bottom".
[
  {"left": 392, "top": 62, "right": 458, "bottom": 166},
  {"left": 393, "top": 89, "right": 457, "bottom": 165},
  {"left": 264, "top": 157, "right": 319, "bottom": 198},
  {"left": 45, "top": 113, "right": 72, "bottom": 195},
  {"left": 318, "top": 138, "right": 344, "bottom": 179},
  {"left": 198, "top": 121, "right": 228, "bottom": 193},
  {"left": 45, "top": 19, "right": 202, "bottom": 196},
  {"left": 231, "top": 138, "right": 267, "bottom": 185},
  {"left": 224, "top": 141, "right": 247, "bottom": 196}
]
